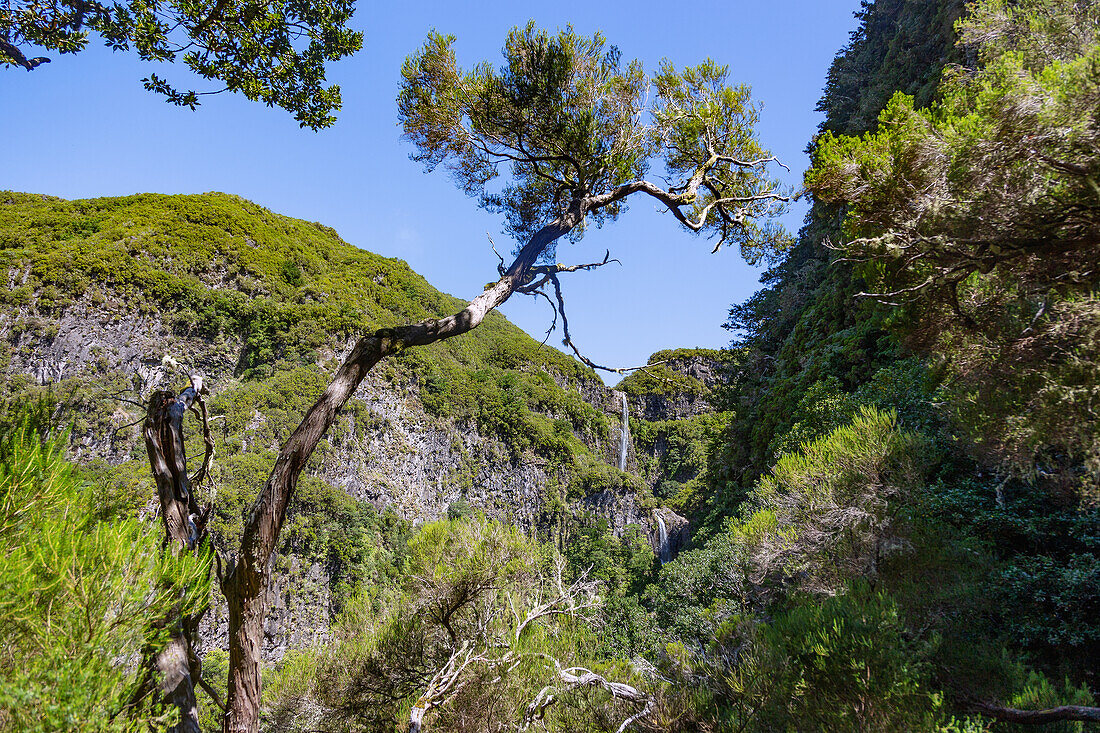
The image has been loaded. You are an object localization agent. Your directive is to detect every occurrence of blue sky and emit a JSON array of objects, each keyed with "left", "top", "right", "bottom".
[{"left": 2, "top": 0, "right": 863, "bottom": 382}]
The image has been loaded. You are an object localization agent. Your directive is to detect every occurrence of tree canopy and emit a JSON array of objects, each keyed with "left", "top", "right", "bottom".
[
  {"left": 0, "top": 0, "right": 362, "bottom": 128},
  {"left": 398, "top": 23, "right": 793, "bottom": 267},
  {"left": 112, "top": 24, "right": 795, "bottom": 733},
  {"left": 806, "top": 0, "right": 1100, "bottom": 489}
]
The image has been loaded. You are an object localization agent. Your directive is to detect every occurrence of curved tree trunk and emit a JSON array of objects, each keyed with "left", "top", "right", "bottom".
[{"left": 220, "top": 213, "right": 579, "bottom": 733}]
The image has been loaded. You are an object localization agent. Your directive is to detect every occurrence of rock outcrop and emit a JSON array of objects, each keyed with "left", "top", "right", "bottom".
[{"left": 0, "top": 191, "right": 716, "bottom": 662}]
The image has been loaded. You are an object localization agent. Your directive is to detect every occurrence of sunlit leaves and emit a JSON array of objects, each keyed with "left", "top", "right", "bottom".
[
  {"left": 1, "top": 0, "right": 362, "bottom": 128},
  {"left": 0, "top": 418, "right": 212, "bottom": 730},
  {"left": 398, "top": 24, "right": 791, "bottom": 261},
  {"left": 806, "top": 0, "right": 1100, "bottom": 488}
]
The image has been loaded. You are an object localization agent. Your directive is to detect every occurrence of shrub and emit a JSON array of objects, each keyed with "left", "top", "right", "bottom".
[
  {"left": 0, "top": 412, "right": 211, "bottom": 731},
  {"left": 750, "top": 407, "right": 929, "bottom": 594}
]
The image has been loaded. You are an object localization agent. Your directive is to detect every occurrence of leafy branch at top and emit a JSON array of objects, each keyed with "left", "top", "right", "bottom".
[
  {"left": 1, "top": 0, "right": 362, "bottom": 128},
  {"left": 398, "top": 23, "right": 793, "bottom": 267}
]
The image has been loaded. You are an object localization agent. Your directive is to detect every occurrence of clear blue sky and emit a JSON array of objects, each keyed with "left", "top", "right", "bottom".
[{"left": 2, "top": 1, "right": 862, "bottom": 382}]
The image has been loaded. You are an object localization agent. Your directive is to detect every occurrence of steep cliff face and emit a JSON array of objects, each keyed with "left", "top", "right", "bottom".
[
  {"left": 611, "top": 349, "right": 729, "bottom": 524},
  {"left": 0, "top": 191, "right": 709, "bottom": 659},
  {"left": 617, "top": 348, "right": 731, "bottom": 422}
]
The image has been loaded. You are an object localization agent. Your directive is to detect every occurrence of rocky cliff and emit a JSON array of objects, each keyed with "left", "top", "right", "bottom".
[{"left": 1, "top": 191, "right": 716, "bottom": 660}]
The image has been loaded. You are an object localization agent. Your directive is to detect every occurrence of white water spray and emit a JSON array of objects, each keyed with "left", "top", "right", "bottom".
[
  {"left": 618, "top": 392, "right": 629, "bottom": 471},
  {"left": 655, "top": 514, "right": 670, "bottom": 564}
]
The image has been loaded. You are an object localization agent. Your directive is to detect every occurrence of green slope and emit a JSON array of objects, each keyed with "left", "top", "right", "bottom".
[
  {"left": 0, "top": 191, "right": 616, "bottom": 451},
  {"left": 0, "top": 192, "right": 660, "bottom": 595},
  {"left": 0, "top": 190, "right": 597, "bottom": 384}
]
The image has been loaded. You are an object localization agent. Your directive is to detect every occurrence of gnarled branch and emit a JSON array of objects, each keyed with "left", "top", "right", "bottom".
[{"left": 969, "top": 702, "right": 1100, "bottom": 725}]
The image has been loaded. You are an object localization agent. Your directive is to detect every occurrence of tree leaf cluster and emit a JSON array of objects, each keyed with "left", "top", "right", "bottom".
[{"left": 0, "top": 0, "right": 361, "bottom": 128}]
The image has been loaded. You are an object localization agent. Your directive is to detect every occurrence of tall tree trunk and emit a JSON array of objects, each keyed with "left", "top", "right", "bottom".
[
  {"left": 219, "top": 213, "right": 579, "bottom": 733},
  {"left": 144, "top": 386, "right": 206, "bottom": 733},
  {"left": 222, "top": 564, "right": 267, "bottom": 733}
]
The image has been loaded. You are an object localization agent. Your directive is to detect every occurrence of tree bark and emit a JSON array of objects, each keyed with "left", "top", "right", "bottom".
[
  {"left": 220, "top": 210, "right": 580, "bottom": 733},
  {"left": 970, "top": 702, "right": 1100, "bottom": 725},
  {"left": 408, "top": 703, "right": 426, "bottom": 733},
  {"left": 144, "top": 386, "right": 205, "bottom": 733}
]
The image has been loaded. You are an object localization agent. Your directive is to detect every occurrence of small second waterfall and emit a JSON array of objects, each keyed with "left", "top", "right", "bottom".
[
  {"left": 655, "top": 514, "right": 670, "bottom": 564},
  {"left": 618, "top": 392, "right": 629, "bottom": 471}
]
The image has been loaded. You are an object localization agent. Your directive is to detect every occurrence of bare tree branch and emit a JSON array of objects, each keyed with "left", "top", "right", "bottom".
[
  {"left": 187, "top": 375, "right": 214, "bottom": 488},
  {"left": 968, "top": 702, "right": 1100, "bottom": 725},
  {"left": 522, "top": 656, "right": 652, "bottom": 732},
  {"left": 545, "top": 272, "right": 666, "bottom": 375}
]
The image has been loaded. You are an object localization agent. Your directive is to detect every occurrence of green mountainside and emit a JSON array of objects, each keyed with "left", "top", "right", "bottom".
[
  {"left": 0, "top": 190, "right": 613, "bottom": 453},
  {"left": 3, "top": 1, "right": 1099, "bottom": 730},
  {"left": 0, "top": 190, "right": 682, "bottom": 620},
  {"left": 687, "top": 0, "right": 1098, "bottom": 717}
]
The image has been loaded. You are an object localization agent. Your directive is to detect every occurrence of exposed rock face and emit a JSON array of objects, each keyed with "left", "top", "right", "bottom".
[
  {"left": 1, "top": 191, "right": 715, "bottom": 665},
  {"left": 4, "top": 299, "right": 647, "bottom": 525},
  {"left": 3, "top": 296, "right": 690, "bottom": 660},
  {"left": 626, "top": 352, "right": 727, "bottom": 422},
  {"left": 630, "top": 391, "right": 710, "bottom": 423},
  {"left": 649, "top": 507, "right": 690, "bottom": 560}
]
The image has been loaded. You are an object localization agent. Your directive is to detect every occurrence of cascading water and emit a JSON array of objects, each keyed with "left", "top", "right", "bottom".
[
  {"left": 618, "top": 392, "right": 629, "bottom": 472},
  {"left": 655, "top": 514, "right": 670, "bottom": 564}
]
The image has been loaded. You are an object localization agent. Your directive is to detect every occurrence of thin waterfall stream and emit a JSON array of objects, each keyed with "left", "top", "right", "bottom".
[
  {"left": 618, "top": 392, "right": 629, "bottom": 471},
  {"left": 616, "top": 392, "right": 671, "bottom": 563},
  {"left": 656, "top": 514, "right": 670, "bottom": 564}
]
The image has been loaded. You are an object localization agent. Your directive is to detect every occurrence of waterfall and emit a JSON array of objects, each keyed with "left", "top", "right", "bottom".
[
  {"left": 618, "top": 392, "right": 629, "bottom": 471},
  {"left": 656, "top": 514, "right": 670, "bottom": 564}
]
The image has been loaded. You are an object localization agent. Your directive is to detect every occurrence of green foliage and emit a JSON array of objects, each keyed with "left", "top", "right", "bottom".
[
  {"left": 631, "top": 411, "right": 725, "bottom": 515},
  {"left": 646, "top": 586, "right": 960, "bottom": 733},
  {"left": 567, "top": 454, "right": 647, "bottom": 501},
  {"left": 0, "top": 0, "right": 362, "bottom": 128},
  {"left": 817, "top": 0, "right": 965, "bottom": 136},
  {"left": 398, "top": 23, "right": 791, "bottom": 262},
  {"left": 0, "top": 191, "right": 614, "bottom": 466},
  {"left": 0, "top": 410, "right": 211, "bottom": 731},
  {"left": 921, "top": 469, "right": 1099, "bottom": 681},
  {"left": 1002, "top": 671, "right": 1096, "bottom": 733},
  {"left": 711, "top": 0, "right": 966, "bottom": 517},
  {"left": 646, "top": 509, "right": 780, "bottom": 646},
  {"left": 748, "top": 408, "right": 928, "bottom": 595},
  {"left": 198, "top": 648, "right": 229, "bottom": 732},
  {"left": 400, "top": 24, "right": 649, "bottom": 245},
  {"left": 647, "top": 408, "right": 928, "bottom": 648},
  {"left": 649, "top": 61, "right": 793, "bottom": 262},
  {"left": 404, "top": 348, "right": 607, "bottom": 463},
  {"left": 446, "top": 496, "right": 473, "bottom": 520},
  {"left": 695, "top": 2, "right": 1100, "bottom": 724},
  {"left": 616, "top": 348, "right": 730, "bottom": 398},
  {"left": 281, "top": 477, "right": 410, "bottom": 610},
  {"left": 267, "top": 516, "right": 635, "bottom": 732},
  {"left": 713, "top": 221, "right": 902, "bottom": 510},
  {"left": 993, "top": 554, "right": 1100, "bottom": 671},
  {"left": 563, "top": 515, "right": 654, "bottom": 600},
  {"left": 751, "top": 586, "right": 940, "bottom": 732},
  {"left": 807, "top": 0, "right": 1100, "bottom": 490}
]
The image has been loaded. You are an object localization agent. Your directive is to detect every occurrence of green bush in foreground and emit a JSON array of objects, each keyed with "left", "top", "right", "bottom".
[{"left": 0, "top": 412, "right": 211, "bottom": 732}]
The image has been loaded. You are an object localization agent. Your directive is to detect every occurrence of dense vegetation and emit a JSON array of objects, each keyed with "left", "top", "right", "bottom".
[
  {"left": 0, "top": 0, "right": 362, "bottom": 129},
  {"left": 2, "top": 0, "right": 1098, "bottom": 730},
  {"left": 264, "top": 1, "right": 1097, "bottom": 728},
  {"left": 666, "top": 0, "right": 1098, "bottom": 727},
  {"left": 0, "top": 189, "right": 659, "bottom": 728},
  {"left": 0, "top": 403, "right": 211, "bottom": 731},
  {"left": 0, "top": 189, "right": 630, "bottom": 486}
]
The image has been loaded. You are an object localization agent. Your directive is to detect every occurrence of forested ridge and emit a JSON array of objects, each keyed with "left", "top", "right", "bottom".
[{"left": 2, "top": 0, "right": 1098, "bottom": 731}]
